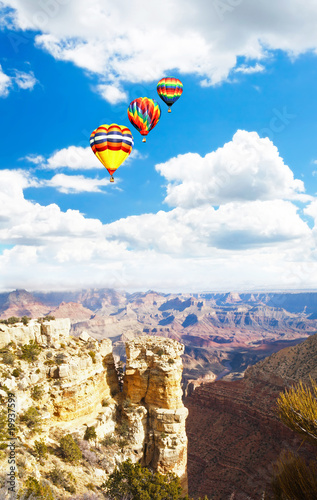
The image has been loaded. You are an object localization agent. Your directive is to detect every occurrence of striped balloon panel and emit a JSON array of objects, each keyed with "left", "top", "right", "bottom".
[
  {"left": 90, "top": 124, "right": 133, "bottom": 175},
  {"left": 127, "top": 97, "right": 161, "bottom": 136},
  {"left": 157, "top": 77, "right": 183, "bottom": 106}
]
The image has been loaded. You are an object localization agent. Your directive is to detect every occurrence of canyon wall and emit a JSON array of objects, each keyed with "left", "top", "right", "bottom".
[{"left": 0, "top": 322, "right": 188, "bottom": 496}]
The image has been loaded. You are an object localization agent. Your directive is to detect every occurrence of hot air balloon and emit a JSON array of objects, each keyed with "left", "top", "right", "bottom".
[
  {"left": 127, "top": 97, "right": 161, "bottom": 142},
  {"left": 90, "top": 123, "right": 133, "bottom": 182},
  {"left": 157, "top": 77, "right": 183, "bottom": 113}
]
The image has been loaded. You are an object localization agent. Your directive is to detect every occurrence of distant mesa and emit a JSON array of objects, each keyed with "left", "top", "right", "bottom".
[
  {"left": 182, "top": 314, "right": 198, "bottom": 328},
  {"left": 159, "top": 297, "right": 192, "bottom": 312}
]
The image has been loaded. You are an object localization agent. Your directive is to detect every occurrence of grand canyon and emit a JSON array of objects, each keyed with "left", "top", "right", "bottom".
[{"left": 0, "top": 288, "right": 316, "bottom": 498}]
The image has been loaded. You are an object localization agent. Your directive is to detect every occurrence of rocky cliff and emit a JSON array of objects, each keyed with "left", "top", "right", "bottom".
[
  {"left": 185, "top": 333, "right": 317, "bottom": 500},
  {"left": 0, "top": 323, "right": 187, "bottom": 498},
  {"left": 123, "top": 337, "right": 188, "bottom": 492}
]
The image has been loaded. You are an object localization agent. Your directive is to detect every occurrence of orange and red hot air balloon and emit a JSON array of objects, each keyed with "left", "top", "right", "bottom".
[{"left": 127, "top": 97, "right": 161, "bottom": 142}]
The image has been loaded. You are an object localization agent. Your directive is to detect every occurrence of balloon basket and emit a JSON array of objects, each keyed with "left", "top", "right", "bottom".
[
  {"left": 142, "top": 138, "right": 146, "bottom": 143},
  {"left": 110, "top": 176, "right": 114, "bottom": 183},
  {"left": 168, "top": 108, "right": 172, "bottom": 113}
]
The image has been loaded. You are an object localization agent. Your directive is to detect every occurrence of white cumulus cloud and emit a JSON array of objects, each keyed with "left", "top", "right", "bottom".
[
  {"left": 156, "top": 130, "right": 306, "bottom": 208},
  {"left": 47, "top": 173, "right": 111, "bottom": 193},
  {"left": 2, "top": 0, "right": 317, "bottom": 98}
]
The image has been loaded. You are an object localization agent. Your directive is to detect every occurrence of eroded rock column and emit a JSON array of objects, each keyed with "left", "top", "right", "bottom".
[{"left": 123, "top": 336, "right": 188, "bottom": 493}]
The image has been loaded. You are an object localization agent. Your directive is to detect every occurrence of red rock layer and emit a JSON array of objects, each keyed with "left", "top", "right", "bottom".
[{"left": 185, "top": 377, "right": 315, "bottom": 500}]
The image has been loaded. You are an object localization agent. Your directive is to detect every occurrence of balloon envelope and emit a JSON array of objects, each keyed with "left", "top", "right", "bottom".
[
  {"left": 90, "top": 124, "right": 133, "bottom": 178},
  {"left": 157, "top": 77, "right": 183, "bottom": 109},
  {"left": 127, "top": 97, "right": 161, "bottom": 137}
]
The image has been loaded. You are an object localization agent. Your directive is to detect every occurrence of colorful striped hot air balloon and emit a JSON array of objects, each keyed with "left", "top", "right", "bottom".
[
  {"left": 90, "top": 124, "right": 134, "bottom": 182},
  {"left": 127, "top": 97, "right": 161, "bottom": 142},
  {"left": 157, "top": 77, "right": 183, "bottom": 113}
]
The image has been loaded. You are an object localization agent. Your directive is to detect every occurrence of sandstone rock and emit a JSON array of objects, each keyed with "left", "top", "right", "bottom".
[
  {"left": 123, "top": 336, "right": 188, "bottom": 493},
  {"left": 78, "top": 330, "right": 92, "bottom": 342}
]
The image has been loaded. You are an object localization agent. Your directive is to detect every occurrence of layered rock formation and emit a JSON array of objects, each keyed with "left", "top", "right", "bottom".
[
  {"left": 0, "top": 323, "right": 188, "bottom": 497},
  {"left": 123, "top": 337, "right": 188, "bottom": 492},
  {"left": 185, "top": 333, "right": 317, "bottom": 499}
]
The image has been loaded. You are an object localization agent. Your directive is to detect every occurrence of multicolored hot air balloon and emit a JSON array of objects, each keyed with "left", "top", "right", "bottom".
[
  {"left": 90, "top": 124, "right": 133, "bottom": 182},
  {"left": 127, "top": 97, "right": 161, "bottom": 142},
  {"left": 157, "top": 77, "right": 183, "bottom": 113}
]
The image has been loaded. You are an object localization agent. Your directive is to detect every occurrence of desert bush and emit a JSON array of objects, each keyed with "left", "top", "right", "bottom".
[
  {"left": 7, "top": 316, "right": 20, "bottom": 325},
  {"left": 78, "top": 440, "right": 98, "bottom": 464},
  {"left": 101, "top": 435, "right": 116, "bottom": 447},
  {"left": 19, "top": 476, "right": 54, "bottom": 499},
  {"left": 1, "top": 351, "right": 16, "bottom": 365},
  {"left": 88, "top": 351, "right": 96, "bottom": 363},
  {"left": 59, "top": 434, "right": 82, "bottom": 463},
  {"left": 20, "top": 341, "right": 41, "bottom": 362},
  {"left": 102, "top": 458, "right": 183, "bottom": 499},
  {"left": 48, "top": 465, "right": 76, "bottom": 494},
  {"left": 21, "top": 316, "right": 30, "bottom": 325},
  {"left": 84, "top": 425, "right": 97, "bottom": 442},
  {"left": 31, "top": 385, "right": 44, "bottom": 401},
  {"left": 20, "top": 407, "right": 41, "bottom": 431},
  {"left": 34, "top": 439, "right": 48, "bottom": 460},
  {"left": 102, "top": 398, "right": 109, "bottom": 407},
  {"left": 272, "top": 451, "right": 317, "bottom": 499}
]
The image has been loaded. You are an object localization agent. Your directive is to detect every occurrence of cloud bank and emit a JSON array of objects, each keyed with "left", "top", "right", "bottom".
[
  {"left": 0, "top": 132, "right": 316, "bottom": 291},
  {"left": 3, "top": 0, "right": 317, "bottom": 102}
]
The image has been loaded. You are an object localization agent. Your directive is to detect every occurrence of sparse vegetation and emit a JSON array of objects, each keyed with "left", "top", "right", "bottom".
[
  {"left": 1, "top": 351, "right": 16, "bottom": 365},
  {"left": 19, "top": 476, "right": 54, "bottom": 499},
  {"left": 59, "top": 434, "right": 82, "bottom": 463},
  {"left": 84, "top": 425, "right": 97, "bottom": 442},
  {"left": 20, "top": 406, "right": 41, "bottom": 432},
  {"left": 31, "top": 385, "right": 44, "bottom": 401},
  {"left": 12, "top": 367, "right": 22, "bottom": 377},
  {"left": 20, "top": 341, "right": 41, "bottom": 362},
  {"left": 48, "top": 465, "right": 76, "bottom": 494},
  {"left": 34, "top": 439, "right": 48, "bottom": 460},
  {"left": 272, "top": 378, "right": 317, "bottom": 499},
  {"left": 21, "top": 316, "right": 31, "bottom": 325},
  {"left": 168, "top": 358, "right": 175, "bottom": 364},
  {"left": 101, "top": 435, "right": 116, "bottom": 447}
]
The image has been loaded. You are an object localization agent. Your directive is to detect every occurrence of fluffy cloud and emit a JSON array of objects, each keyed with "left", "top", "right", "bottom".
[
  {"left": 47, "top": 173, "right": 111, "bottom": 193},
  {"left": 0, "top": 130, "right": 316, "bottom": 291},
  {"left": 156, "top": 131, "right": 306, "bottom": 208},
  {"left": 3, "top": 0, "right": 317, "bottom": 98},
  {"left": 46, "top": 146, "right": 102, "bottom": 170}
]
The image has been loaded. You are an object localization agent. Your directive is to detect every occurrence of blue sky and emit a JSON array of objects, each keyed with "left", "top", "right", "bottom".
[{"left": 0, "top": 0, "right": 317, "bottom": 292}]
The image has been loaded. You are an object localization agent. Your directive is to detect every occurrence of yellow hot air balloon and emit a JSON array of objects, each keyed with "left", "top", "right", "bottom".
[{"left": 90, "top": 123, "right": 134, "bottom": 182}]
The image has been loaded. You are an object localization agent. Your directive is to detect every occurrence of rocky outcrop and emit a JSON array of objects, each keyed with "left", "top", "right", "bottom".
[
  {"left": 123, "top": 337, "right": 188, "bottom": 493},
  {"left": 0, "top": 325, "right": 188, "bottom": 497},
  {"left": 0, "top": 318, "right": 71, "bottom": 349}
]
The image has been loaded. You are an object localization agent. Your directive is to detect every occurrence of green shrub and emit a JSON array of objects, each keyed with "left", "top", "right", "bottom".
[
  {"left": 101, "top": 435, "right": 116, "bottom": 447},
  {"left": 59, "top": 434, "right": 82, "bottom": 462},
  {"left": 48, "top": 466, "right": 76, "bottom": 494},
  {"left": 31, "top": 385, "right": 44, "bottom": 401},
  {"left": 1, "top": 351, "right": 16, "bottom": 365},
  {"left": 20, "top": 341, "right": 41, "bottom": 362},
  {"left": 7, "top": 316, "right": 20, "bottom": 325},
  {"left": 20, "top": 476, "right": 54, "bottom": 499},
  {"left": 168, "top": 358, "right": 175, "bottom": 365},
  {"left": 102, "top": 459, "right": 183, "bottom": 500},
  {"left": 20, "top": 407, "right": 41, "bottom": 431},
  {"left": 157, "top": 348, "right": 164, "bottom": 356},
  {"left": 21, "top": 316, "right": 31, "bottom": 325},
  {"left": 44, "top": 315, "right": 55, "bottom": 321},
  {"left": 34, "top": 439, "right": 48, "bottom": 459},
  {"left": 84, "top": 426, "right": 97, "bottom": 441}
]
